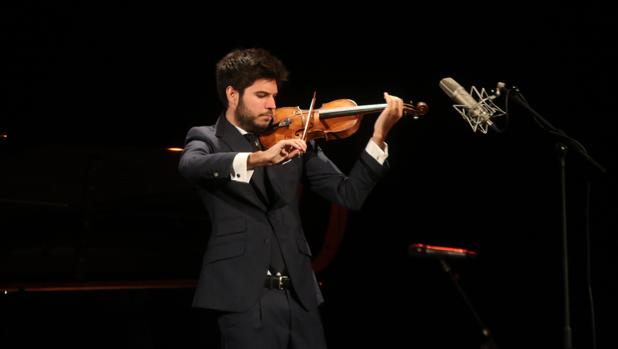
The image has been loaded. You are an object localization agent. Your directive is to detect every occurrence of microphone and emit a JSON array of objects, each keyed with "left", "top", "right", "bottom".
[
  {"left": 439, "top": 77, "right": 506, "bottom": 134},
  {"left": 408, "top": 243, "right": 478, "bottom": 259}
]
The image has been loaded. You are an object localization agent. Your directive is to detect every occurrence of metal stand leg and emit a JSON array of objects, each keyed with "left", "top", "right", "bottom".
[{"left": 440, "top": 259, "right": 499, "bottom": 349}]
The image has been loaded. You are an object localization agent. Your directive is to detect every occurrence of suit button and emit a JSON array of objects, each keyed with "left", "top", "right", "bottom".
[{"left": 213, "top": 172, "right": 219, "bottom": 177}]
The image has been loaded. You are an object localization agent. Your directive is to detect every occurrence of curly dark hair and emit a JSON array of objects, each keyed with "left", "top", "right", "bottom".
[{"left": 215, "top": 48, "right": 289, "bottom": 107}]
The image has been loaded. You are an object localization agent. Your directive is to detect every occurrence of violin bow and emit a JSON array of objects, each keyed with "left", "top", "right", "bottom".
[{"left": 301, "top": 90, "right": 316, "bottom": 141}]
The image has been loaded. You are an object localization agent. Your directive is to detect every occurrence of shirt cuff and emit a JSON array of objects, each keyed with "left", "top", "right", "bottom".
[
  {"left": 365, "top": 139, "right": 389, "bottom": 165},
  {"left": 231, "top": 152, "right": 254, "bottom": 183}
]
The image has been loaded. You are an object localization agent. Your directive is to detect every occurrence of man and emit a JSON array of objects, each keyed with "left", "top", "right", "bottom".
[{"left": 179, "top": 48, "right": 404, "bottom": 349}]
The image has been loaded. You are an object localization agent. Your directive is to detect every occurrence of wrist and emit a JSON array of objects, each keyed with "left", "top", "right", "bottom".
[
  {"left": 247, "top": 151, "right": 264, "bottom": 169},
  {"left": 371, "top": 135, "right": 385, "bottom": 149}
]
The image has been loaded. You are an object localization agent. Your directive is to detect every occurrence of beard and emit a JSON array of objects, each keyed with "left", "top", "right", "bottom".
[{"left": 234, "top": 99, "right": 273, "bottom": 134}]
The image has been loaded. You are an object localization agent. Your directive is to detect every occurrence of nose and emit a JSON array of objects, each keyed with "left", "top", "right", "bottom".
[{"left": 266, "top": 95, "right": 276, "bottom": 109}]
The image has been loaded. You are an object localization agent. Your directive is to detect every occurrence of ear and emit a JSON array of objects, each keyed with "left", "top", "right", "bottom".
[{"left": 226, "top": 86, "right": 239, "bottom": 108}]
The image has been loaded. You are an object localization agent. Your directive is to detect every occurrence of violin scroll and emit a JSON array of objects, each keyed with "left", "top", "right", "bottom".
[{"left": 403, "top": 101, "right": 429, "bottom": 119}]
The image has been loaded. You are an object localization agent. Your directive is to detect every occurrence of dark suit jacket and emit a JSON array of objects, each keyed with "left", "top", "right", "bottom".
[{"left": 178, "top": 115, "right": 388, "bottom": 312}]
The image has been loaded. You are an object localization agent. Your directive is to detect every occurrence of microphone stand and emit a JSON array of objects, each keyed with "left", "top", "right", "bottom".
[
  {"left": 505, "top": 87, "right": 607, "bottom": 349},
  {"left": 439, "top": 259, "right": 499, "bottom": 349}
]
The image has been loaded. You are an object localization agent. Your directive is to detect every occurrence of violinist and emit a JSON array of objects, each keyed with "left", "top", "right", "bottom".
[{"left": 178, "top": 47, "right": 405, "bottom": 349}]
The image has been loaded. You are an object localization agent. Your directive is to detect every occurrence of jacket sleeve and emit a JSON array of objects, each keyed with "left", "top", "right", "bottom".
[
  {"left": 303, "top": 141, "right": 389, "bottom": 210},
  {"left": 178, "top": 127, "right": 237, "bottom": 185}
]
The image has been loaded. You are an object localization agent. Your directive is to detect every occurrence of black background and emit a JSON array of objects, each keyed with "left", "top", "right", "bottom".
[{"left": 2, "top": 2, "right": 617, "bottom": 349}]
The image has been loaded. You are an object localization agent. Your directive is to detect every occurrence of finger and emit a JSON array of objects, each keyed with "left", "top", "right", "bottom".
[
  {"left": 395, "top": 96, "right": 403, "bottom": 117},
  {"left": 295, "top": 139, "right": 307, "bottom": 152},
  {"left": 287, "top": 149, "right": 301, "bottom": 158},
  {"left": 282, "top": 138, "right": 302, "bottom": 147},
  {"left": 289, "top": 142, "right": 305, "bottom": 154},
  {"left": 287, "top": 139, "right": 306, "bottom": 152},
  {"left": 276, "top": 140, "right": 295, "bottom": 153},
  {"left": 386, "top": 93, "right": 395, "bottom": 113},
  {"left": 385, "top": 93, "right": 402, "bottom": 117}
]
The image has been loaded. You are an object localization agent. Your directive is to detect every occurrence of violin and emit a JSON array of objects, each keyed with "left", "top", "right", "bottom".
[{"left": 259, "top": 98, "right": 428, "bottom": 150}]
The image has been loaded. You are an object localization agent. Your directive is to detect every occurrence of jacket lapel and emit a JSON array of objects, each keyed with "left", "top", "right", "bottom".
[
  {"left": 265, "top": 155, "right": 303, "bottom": 209},
  {"left": 215, "top": 116, "right": 269, "bottom": 209}
]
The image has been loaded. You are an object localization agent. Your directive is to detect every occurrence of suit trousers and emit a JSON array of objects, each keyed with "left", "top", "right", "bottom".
[{"left": 216, "top": 288, "right": 327, "bottom": 349}]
